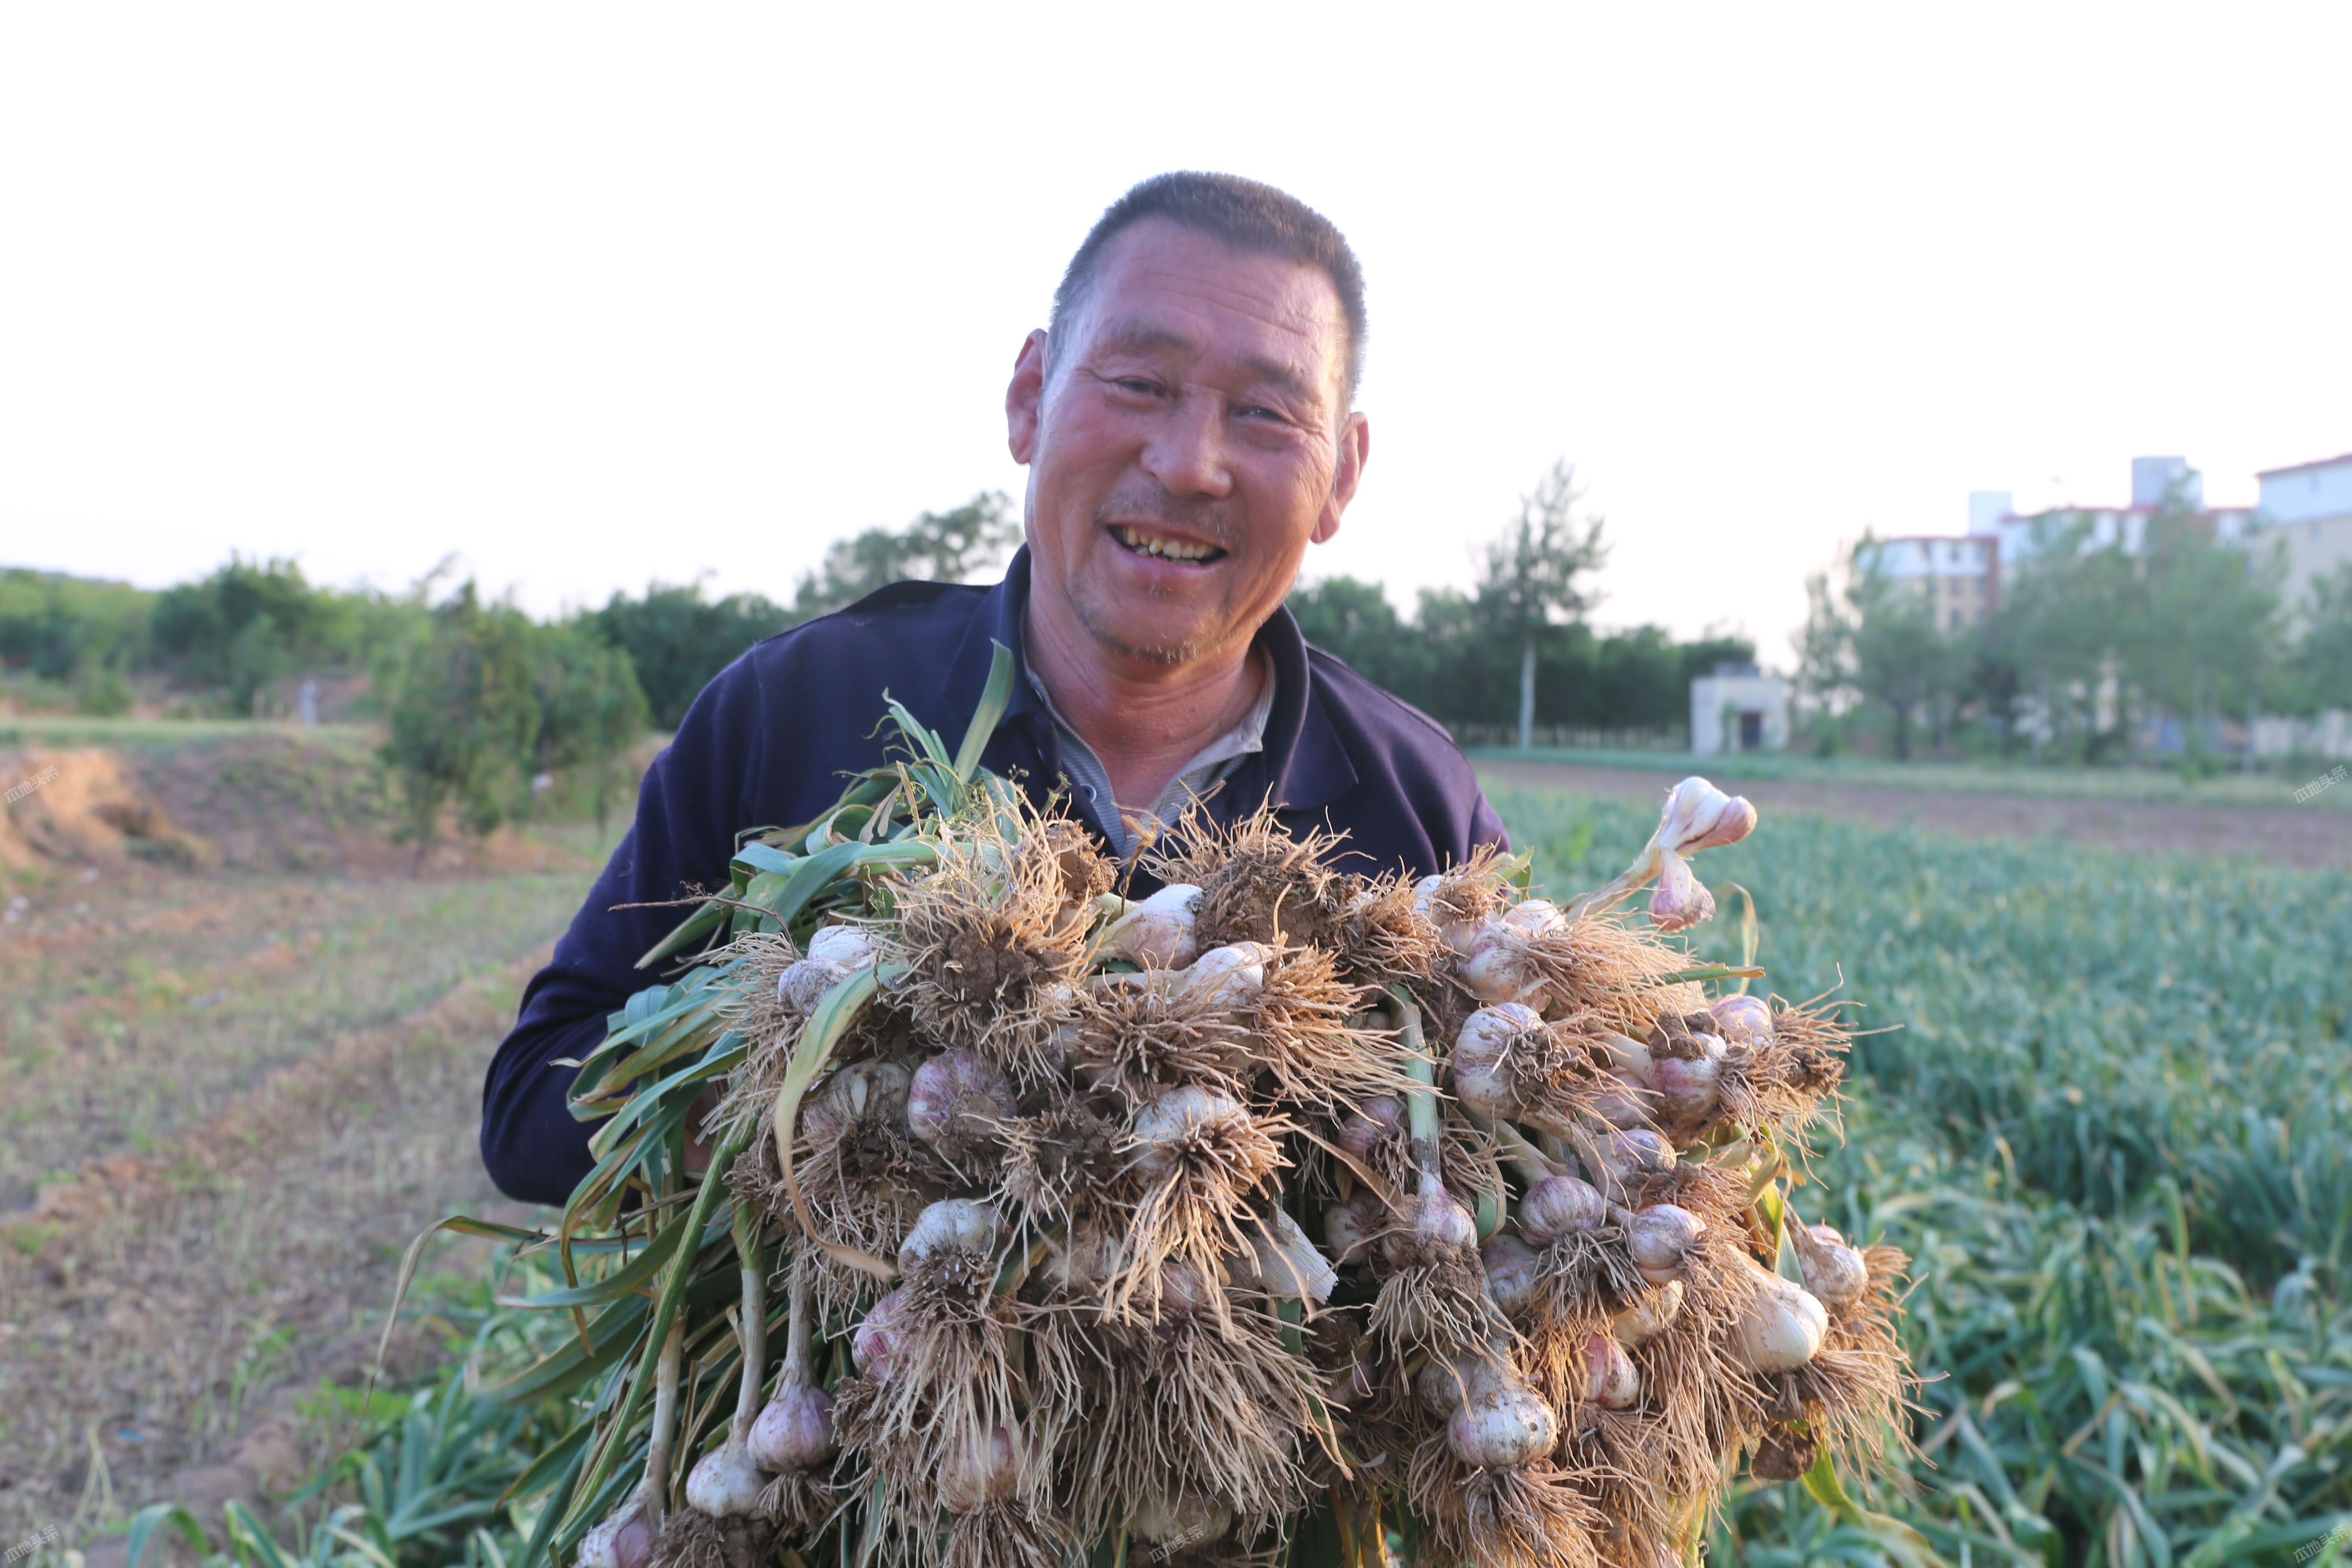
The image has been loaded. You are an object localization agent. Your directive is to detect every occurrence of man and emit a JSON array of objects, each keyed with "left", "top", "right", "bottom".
[{"left": 481, "top": 172, "right": 1507, "bottom": 1205}]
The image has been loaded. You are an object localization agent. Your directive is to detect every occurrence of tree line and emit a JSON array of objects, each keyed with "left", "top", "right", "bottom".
[
  {"left": 4, "top": 467, "right": 1752, "bottom": 846},
  {"left": 1799, "top": 489, "right": 2352, "bottom": 764}
]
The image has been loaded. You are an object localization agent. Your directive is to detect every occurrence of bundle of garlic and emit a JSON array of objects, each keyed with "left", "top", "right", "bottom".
[{"left": 411, "top": 646, "right": 1913, "bottom": 1568}]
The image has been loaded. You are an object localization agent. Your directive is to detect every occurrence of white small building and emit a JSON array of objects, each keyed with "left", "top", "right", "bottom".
[{"left": 1690, "top": 666, "right": 1790, "bottom": 756}]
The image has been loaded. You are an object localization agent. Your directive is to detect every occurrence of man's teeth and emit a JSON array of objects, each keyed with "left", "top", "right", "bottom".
[{"left": 1114, "top": 524, "right": 1219, "bottom": 562}]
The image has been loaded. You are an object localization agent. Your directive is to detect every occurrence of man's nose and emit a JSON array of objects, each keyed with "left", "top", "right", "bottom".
[{"left": 1139, "top": 389, "right": 1234, "bottom": 500}]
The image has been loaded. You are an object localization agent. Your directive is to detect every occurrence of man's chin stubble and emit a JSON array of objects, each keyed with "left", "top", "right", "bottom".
[{"left": 1069, "top": 582, "right": 1231, "bottom": 668}]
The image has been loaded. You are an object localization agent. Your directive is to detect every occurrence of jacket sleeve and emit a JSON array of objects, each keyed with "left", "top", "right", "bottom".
[{"left": 478, "top": 655, "right": 770, "bottom": 1206}]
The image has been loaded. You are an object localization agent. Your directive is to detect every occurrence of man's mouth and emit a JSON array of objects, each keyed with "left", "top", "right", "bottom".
[{"left": 1110, "top": 524, "right": 1227, "bottom": 564}]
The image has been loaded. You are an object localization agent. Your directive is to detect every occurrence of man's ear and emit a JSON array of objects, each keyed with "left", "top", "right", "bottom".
[
  {"left": 1006, "top": 330, "right": 1048, "bottom": 465},
  {"left": 1312, "top": 412, "right": 1371, "bottom": 545}
]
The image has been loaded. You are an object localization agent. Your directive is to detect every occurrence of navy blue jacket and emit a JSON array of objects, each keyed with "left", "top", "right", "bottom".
[{"left": 480, "top": 550, "right": 1507, "bottom": 1205}]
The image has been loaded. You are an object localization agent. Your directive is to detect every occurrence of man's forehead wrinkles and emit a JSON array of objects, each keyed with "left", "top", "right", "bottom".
[{"left": 1135, "top": 264, "right": 1333, "bottom": 340}]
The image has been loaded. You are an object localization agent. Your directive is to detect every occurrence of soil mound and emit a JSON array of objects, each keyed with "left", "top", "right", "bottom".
[{"left": 0, "top": 747, "right": 218, "bottom": 872}]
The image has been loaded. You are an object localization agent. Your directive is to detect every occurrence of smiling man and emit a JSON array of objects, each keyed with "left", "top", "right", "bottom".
[{"left": 481, "top": 172, "right": 1507, "bottom": 1204}]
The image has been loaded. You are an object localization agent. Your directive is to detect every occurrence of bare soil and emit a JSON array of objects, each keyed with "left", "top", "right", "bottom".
[
  {"left": 0, "top": 945, "right": 557, "bottom": 1559},
  {"left": 1477, "top": 760, "right": 2352, "bottom": 870}
]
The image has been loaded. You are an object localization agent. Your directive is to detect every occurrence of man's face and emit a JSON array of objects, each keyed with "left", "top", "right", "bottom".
[{"left": 1007, "top": 219, "right": 1369, "bottom": 668}]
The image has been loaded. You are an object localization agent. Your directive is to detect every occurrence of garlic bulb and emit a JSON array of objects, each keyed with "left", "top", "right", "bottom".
[
  {"left": 683, "top": 1436, "right": 770, "bottom": 1518},
  {"left": 1626, "top": 1205, "right": 1706, "bottom": 1285},
  {"left": 1479, "top": 1233, "right": 1542, "bottom": 1317},
  {"left": 823, "top": 1058, "right": 910, "bottom": 1125},
  {"left": 1413, "top": 874, "right": 1482, "bottom": 953},
  {"left": 1578, "top": 1333, "right": 1640, "bottom": 1409},
  {"left": 1791, "top": 1220, "right": 1871, "bottom": 1318},
  {"left": 1648, "top": 777, "right": 1758, "bottom": 856},
  {"left": 574, "top": 1491, "right": 655, "bottom": 1568},
  {"left": 905, "top": 1048, "right": 1016, "bottom": 1160},
  {"left": 936, "top": 1424, "right": 1021, "bottom": 1513},
  {"left": 1592, "top": 1130, "right": 1678, "bottom": 1187},
  {"left": 1709, "top": 992, "right": 1774, "bottom": 1044},
  {"left": 1648, "top": 1052, "right": 1723, "bottom": 1133},
  {"left": 1130, "top": 1491, "right": 1232, "bottom": 1550},
  {"left": 1591, "top": 1072, "right": 1656, "bottom": 1131},
  {"left": 1183, "top": 942, "right": 1273, "bottom": 1011},
  {"left": 1335, "top": 1096, "right": 1403, "bottom": 1157},
  {"left": 1611, "top": 1280, "right": 1685, "bottom": 1346},
  {"left": 1727, "top": 1261, "right": 1829, "bottom": 1374},
  {"left": 1383, "top": 1173, "right": 1478, "bottom": 1266},
  {"left": 1501, "top": 898, "right": 1565, "bottom": 934},
  {"left": 777, "top": 957, "right": 850, "bottom": 1012},
  {"left": 899, "top": 1197, "right": 1000, "bottom": 1267},
  {"left": 805, "top": 923, "right": 874, "bottom": 968},
  {"left": 1130, "top": 1084, "right": 1247, "bottom": 1177},
  {"left": 1516, "top": 1173, "right": 1607, "bottom": 1245},
  {"left": 1648, "top": 849, "right": 1715, "bottom": 932},
  {"left": 1451, "top": 1003, "right": 1544, "bottom": 1119},
  {"left": 1323, "top": 1188, "right": 1385, "bottom": 1263},
  {"left": 1455, "top": 921, "right": 1548, "bottom": 1007},
  {"left": 1240, "top": 1210, "right": 1337, "bottom": 1303},
  {"left": 851, "top": 1286, "right": 913, "bottom": 1380},
  {"left": 1103, "top": 884, "right": 1201, "bottom": 969},
  {"left": 1446, "top": 1363, "right": 1560, "bottom": 1469},
  {"left": 747, "top": 1377, "right": 835, "bottom": 1474},
  {"left": 1415, "top": 1353, "right": 1477, "bottom": 1413}
]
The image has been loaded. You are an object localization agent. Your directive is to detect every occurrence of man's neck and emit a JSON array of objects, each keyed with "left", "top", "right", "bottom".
[{"left": 1023, "top": 594, "right": 1268, "bottom": 812}]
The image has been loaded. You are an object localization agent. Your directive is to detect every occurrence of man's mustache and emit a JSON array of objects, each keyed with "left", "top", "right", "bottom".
[{"left": 1092, "top": 486, "right": 1240, "bottom": 552}]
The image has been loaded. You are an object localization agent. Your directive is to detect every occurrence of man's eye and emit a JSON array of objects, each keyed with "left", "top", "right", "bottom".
[{"left": 1113, "top": 377, "right": 1161, "bottom": 396}]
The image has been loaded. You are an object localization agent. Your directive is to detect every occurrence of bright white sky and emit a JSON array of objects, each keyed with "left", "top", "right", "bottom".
[{"left": 5, "top": 5, "right": 2348, "bottom": 666}]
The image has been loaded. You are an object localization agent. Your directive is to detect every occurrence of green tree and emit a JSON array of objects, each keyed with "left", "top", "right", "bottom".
[
  {"left": 1474, "top": 462, "right": 1609, "bottom": 750},
  {"left": 1799, "top": 534, "right": 1969, "bottom": 760},
  {"left": 1286, "top": 576, "right": 1434, "bottom": 704},
  {"left": 381, "top": 584, "right": 540, "bottom": 858},
  {"left": 591, "top": 583, "right": 798, "bottom": 731},
  {"left": 791, "top": 491, "right": 1022, "bottom": 616},
  {"left": 2283, "top": 563, "right": 2352, "bottom": 717},
  {"left": 530, "top": 619, "right": 652, "bottom": 836},
  {"left": 151, "top": 555, "right": 358, "bottom": 714},
  {"left": 2123, "top": 498, "right": 2285, "bottom": 763}
]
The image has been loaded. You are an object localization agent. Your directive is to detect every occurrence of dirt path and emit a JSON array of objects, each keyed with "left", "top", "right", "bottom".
[
  {"left": 0, "top": 951, "right": 551, "bottom": 1561},
  {"left": 1477, "top": 760, "right": 2352, "bottom": 870}
]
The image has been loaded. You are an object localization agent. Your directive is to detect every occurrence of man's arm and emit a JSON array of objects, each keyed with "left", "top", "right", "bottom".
[{"left": 479, "top": 655, "right": 769, "bottom": 1206}]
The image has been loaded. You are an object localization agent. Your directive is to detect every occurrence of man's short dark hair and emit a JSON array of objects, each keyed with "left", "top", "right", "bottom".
[{"left": 1050, "top": 171, "right": 1367, "bottom": 403}]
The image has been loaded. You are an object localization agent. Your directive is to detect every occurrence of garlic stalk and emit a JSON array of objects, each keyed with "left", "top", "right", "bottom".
[
  {"left": 1564, "top": 775, "right": 1757, "bottom": 922},
  {"left": 579, "top": 1314, "right": 684, "bottom": 1564},
  {"left": 680, "top": 1207, "right": 774, "bottom": 1518},
  {"left": 748, "top": 1262, "right": 836, "bottom": 1474}
]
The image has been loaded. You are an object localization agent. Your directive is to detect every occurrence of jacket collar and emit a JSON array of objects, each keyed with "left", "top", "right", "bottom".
[{"left": 937, "top": 547, "right": 1358, "bottom": 819}]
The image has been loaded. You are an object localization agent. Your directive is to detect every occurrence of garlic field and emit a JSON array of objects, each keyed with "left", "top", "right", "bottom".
[
  {"left": 1491, "top": 782, "right": 2352, "bottom": 1567},
  {"left": 58, "top": 778, "right": 2350, "bottom": 1568}
]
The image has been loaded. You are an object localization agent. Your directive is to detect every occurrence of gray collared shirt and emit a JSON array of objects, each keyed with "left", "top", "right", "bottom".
[{"left": 1024, "top": 638, "right": 1274, "bottom": 859}]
